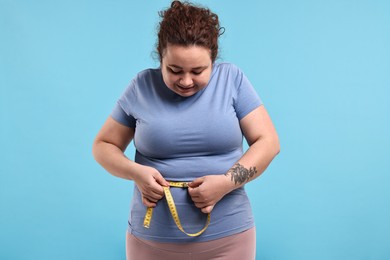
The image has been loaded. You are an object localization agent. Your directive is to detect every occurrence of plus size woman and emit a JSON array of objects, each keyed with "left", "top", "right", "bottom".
[{"left": 92, "top": 1, "right": 280, "bottom": 259}]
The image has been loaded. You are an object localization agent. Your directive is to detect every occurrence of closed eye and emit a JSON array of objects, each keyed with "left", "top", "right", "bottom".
[
  {"left": 167, "top": 66, "right": 204, "bottom": 75},
  {"left": 168, "top": 68, "right": 182, "bottom": 75},
  {"left": 192, "top": 70, "right": 203, "bottom": 75}
]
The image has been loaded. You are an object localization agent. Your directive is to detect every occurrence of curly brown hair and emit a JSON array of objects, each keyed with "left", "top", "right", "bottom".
[{"left": 157, "top": 1, "right": 222, "bottom": 63}]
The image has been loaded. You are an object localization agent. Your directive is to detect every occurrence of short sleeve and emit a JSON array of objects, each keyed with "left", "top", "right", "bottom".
[
  {"left": 110, "top": 102, "right": 136, "bottom": 127},
  {"left": 110, "top": 79, "right": 137, "bottom": 128},
  {"left": 233, "top": 67, "right": 263, "bottom": 120}
]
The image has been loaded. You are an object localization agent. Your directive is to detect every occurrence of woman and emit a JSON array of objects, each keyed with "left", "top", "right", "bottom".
[{"left": 92, "top": 1, "right": 280, "bottom": 259}]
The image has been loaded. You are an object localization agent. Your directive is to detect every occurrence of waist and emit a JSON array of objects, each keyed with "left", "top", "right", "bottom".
[{"left": 129, "top": 186, "right": 254, "bottom": 242}]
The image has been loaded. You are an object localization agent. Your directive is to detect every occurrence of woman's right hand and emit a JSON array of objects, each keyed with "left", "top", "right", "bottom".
[{"left": 133, "top": 166, "right": 170, "bottom": 208}]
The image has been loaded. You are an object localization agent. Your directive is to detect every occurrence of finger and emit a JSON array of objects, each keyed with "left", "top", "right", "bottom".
[
  {"left": 143, "top": 191, "right": 164, "bottom": 202},
  {"left": 189, "top": 195, "right": 204, "bottom": 203},
  {"left": 142, "top": 197, "right": 157, "bottom": 208},
  {"left": 153, "top": 173, "right": 170, "bottom": 187},
  {"left": 194, "top": 201, "right": 210, "bottom": 208},
  {"left": 187, "top": 185, "right": 204, "bottom": 196},
  {"left": 188, "top": 177, "right": 204, "bottom": 188},
  {"left": 187, "top": 187, "right": 197, "bottom": 196},
  {"left": 144, "top": 182, "right": 166, "bottom": 197},
  {"left": 147, "top": 188, "right": 165, "bottom": 198},
  {"left": 143, "top": 194, "right": 158, "bottom": 203}
]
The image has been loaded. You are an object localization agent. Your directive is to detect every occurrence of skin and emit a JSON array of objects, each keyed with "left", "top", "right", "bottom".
[
  {"left": 92, "top": 44, "right": 280, "bottom": 214},
  {"left": 161, "top": 44, "right": 212, "bottom": 97}
]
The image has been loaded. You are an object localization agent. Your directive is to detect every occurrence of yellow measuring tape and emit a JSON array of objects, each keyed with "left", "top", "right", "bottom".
[{"left": 143, "top": 181, "right": 211, "bottom": 237}]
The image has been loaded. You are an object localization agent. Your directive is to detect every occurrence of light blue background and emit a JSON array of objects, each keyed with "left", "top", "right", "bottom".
[{"left": 1, "top": 0, "right": 389, "bottom": 259}]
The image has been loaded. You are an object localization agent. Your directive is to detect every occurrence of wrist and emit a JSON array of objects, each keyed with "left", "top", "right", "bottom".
[
  {"left": 128, "top": 162, "right": 145, "bottom": 182},
  {"left": 224, "top": 162, "right": 257, "bottom": 188},
  {"left": 221, "top": 174, "right": 236, "bottom": 194}
]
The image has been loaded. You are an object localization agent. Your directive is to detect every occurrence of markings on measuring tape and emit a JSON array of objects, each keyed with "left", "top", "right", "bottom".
[
  {"left": 143, "top": 181, "right": 211, "bottom": 237},
  {"left": 143, "top": 207, "right": 153, "bottom": 228}
]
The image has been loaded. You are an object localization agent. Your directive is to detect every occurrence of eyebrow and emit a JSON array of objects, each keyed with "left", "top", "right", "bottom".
[{"left": 168, "top": 64, "right": 208, "bottom": 70}]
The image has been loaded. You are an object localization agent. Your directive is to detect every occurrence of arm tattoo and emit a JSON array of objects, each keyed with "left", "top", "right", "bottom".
[{"left": 225, "top": 163, "right": 258, "bottom": 185}]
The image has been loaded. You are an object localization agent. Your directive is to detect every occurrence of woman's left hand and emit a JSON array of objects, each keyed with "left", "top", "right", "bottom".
[{"left": 187, "top": 175, "right": 234, "bottom": 214}]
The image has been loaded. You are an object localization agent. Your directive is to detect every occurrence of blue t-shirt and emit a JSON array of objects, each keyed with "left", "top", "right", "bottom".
[{"left": 111, "top": 62, "right": 263, "bottom": 242}]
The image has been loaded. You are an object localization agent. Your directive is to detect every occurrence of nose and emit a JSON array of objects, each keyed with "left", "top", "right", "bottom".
[{"left": 179, "top": 74, "right": 193, "bottom": 87}]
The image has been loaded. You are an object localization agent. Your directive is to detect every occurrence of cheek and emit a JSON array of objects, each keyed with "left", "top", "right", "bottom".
[
  {"left": 196, "top": 74, "right": 211, "bottom": 87},
  {"left": 162, "top": 72, "right": 177, "bottom": 87}
]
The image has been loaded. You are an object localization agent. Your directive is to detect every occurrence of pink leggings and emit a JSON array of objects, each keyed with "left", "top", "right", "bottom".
[{"left": 126, "top": 227, "right": 256, "bottom": 260}]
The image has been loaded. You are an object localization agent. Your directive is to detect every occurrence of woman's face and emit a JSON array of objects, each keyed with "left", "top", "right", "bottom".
[{"left": 161, "top": 44, "right": 213, "bottom": 97}]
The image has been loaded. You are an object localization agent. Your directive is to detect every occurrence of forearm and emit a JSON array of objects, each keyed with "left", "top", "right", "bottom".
[
  {"left": 187, "top": 137, "right": 279, "bottom": 214},
  {"left": 224, "top": 137, "right": 280, "bottom": 191},
  {"left": 92, "top": 140, "right": 142, "bottom": 181}
]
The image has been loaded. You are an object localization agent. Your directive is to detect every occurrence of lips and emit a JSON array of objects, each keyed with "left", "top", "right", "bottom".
[{"left": 176, "top": 84, "right": 196, "bottom": 91}]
